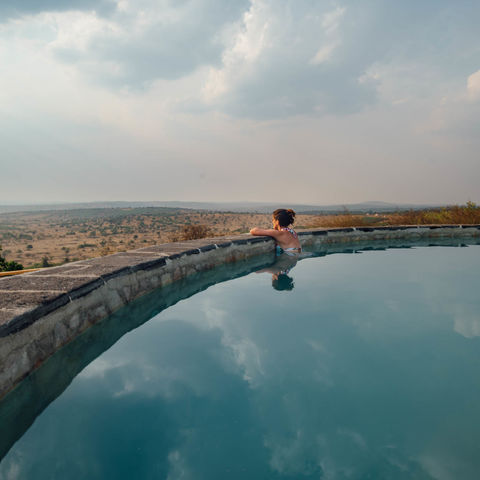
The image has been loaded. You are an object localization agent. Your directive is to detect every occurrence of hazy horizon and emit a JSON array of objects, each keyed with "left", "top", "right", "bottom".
[
  {"left": 1, "top": 1, "right": 479, "bottom": 205},
  {"left": 0, "top": 199, "right": 448, "bottom": 208}
]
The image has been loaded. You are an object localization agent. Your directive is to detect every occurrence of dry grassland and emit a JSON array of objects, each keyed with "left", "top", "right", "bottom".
[
  {"left": 311, "top": 202, "right": 480, "bottom": 228},
  {"left": 1, "top": 203, "right": 478, "bottom": 269},
  {"left": 0, "top": 208, "right": 318, "bottom": 268}
]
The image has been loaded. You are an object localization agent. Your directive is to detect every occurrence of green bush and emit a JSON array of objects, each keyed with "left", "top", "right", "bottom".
[{"left": 0, "top": 245, "right": 23, "bottom": 272}]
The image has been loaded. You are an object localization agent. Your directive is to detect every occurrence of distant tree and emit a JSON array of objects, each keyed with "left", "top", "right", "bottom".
[{"left": 41, "top": 256, "right": 52, "bottom": 268}]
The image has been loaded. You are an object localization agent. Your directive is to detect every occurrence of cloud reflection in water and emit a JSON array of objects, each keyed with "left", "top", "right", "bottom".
[{"left": 1, "top": 244, "right": 480, "bottom": 479}]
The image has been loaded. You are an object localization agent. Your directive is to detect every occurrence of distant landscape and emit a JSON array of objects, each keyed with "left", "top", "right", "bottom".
[
  {"left": 0, "top": 207, "right": 319, "bottom": 268},
  {"left": 0, "top": 200, "right": 442, "bottom": 215},
  {"left": 0, "top": 202, "right": 478, "bottom": 270}
]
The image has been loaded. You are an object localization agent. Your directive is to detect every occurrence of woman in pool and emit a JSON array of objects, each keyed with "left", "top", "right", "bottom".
[{"left": 250, "top": 208, "right": 302, "bottom": 255}]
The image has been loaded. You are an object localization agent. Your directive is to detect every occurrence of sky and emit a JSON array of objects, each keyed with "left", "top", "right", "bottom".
[{"left": 1, "top": 0, "right": 479, "bottom": 206}]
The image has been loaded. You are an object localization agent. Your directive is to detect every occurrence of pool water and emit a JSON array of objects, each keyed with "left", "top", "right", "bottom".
[{"left": 1, "top": 242, "right": 480, "bottom": 479}]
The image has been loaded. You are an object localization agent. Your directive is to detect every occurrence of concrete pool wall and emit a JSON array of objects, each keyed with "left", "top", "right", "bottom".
[{"left": 1, "top": 225, "right": 479, "bottom": 399}]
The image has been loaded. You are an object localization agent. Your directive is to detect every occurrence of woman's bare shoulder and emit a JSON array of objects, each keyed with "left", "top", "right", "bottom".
[{"left": 249, "top": 227, "right": 282, "bottom": 238}]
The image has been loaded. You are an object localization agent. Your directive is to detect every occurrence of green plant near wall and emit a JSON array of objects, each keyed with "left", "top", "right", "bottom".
[
  {"left": 0, "top": 245, "right": 24, "bottom": 272},
  {"left": 30, "top": 256, "right": 53, "bottom": 269}
]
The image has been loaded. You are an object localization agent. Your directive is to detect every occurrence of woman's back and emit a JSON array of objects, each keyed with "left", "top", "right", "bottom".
[{"left": 276, "top": 227, "right": 301, "bottom": 250}]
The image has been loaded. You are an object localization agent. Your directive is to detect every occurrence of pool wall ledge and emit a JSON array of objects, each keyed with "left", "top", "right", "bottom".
[{"left": 1, "top": 224, "right": 479, "bottom": 399}]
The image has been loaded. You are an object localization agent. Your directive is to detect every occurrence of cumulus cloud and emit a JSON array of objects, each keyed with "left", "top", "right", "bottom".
[
  {"left": 198, "top": 0, "right": 480, "bottom": 118},
  {"left": 201, "top": 0, "right": 378, "bottom": 118},
  {"left": 46, "top": 0, "right": 251, "bottom": 88},
  {"left": 3, "top": 0, "right": 480, "bottom": 119},
  {"left": 467, "top": 70, "right": 480, "bottom": 101}
]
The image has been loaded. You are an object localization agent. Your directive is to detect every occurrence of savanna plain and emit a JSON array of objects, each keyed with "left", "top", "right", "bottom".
[{"left": 0, "top": 203, "right": 479, "bottom": 270}]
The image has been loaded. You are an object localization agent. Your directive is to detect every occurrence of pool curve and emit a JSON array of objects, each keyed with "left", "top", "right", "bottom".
[{"left": 1, "top": 225, "right": 479, "bottom": 403}]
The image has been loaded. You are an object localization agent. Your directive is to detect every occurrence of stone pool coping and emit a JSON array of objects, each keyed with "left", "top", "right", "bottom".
[{"left": 1, "top": 224, "right": 479, "bottom": 399}]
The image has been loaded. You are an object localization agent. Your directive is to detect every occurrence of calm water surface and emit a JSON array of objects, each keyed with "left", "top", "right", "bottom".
[{"left": 1, "top": 242, "right": 480, "bottom": 479}]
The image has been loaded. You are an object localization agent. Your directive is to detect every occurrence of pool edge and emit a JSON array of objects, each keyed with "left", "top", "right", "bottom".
[{"left": 1, "top": 225, "right": 479, "bottom": 399}]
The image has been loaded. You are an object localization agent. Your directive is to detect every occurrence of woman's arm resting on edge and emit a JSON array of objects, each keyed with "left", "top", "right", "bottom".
[{"left": 250, "top": 228, "right": 280, "bottom": 238}]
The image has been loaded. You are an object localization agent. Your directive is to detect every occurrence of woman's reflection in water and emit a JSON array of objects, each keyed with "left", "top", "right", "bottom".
[
  {"left": 256, "top": 252, "right": 300, "bottom": 291},
  {"left": 272, "top": 272, "right": 294, "bottom": 291}
]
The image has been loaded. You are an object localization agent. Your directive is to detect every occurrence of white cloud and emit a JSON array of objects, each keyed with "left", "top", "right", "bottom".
[
  {"left": 200, "top": 1, "right": 378, "bottom": 117},
  {"left": 467, "top": 70, "right": 480, "bottom": 101},
  {"left": 265, "top": 430, "right": 325, "bottom": 477},
  {"left": 321, "top": 6, "right": 345, "bottom": 34},
  {"left": 47, "top": 11, "right": 120, "bottom": 53},
  {"left": 454, "top": 315, "right": 480, "bottom": 339},
  {"left": 166, "top": 450, "right": 195, "bottom": 480},
  {"left": 78, "top": 357, "right": 128, "bottom": 379},
  {"left": 310, "top": 43, "right": 336, "bottom": 65},
  {"left": 203, "top": 1, "right": 270, "bottom": 101},
  {"left": 46, "top": 0, "right": 251, "bottom": 88},
  {"left": 227, "top": 337, "right": 264, "bottom": 386},
  {"left": 309, "top": 5, "right": 344, "bottom": 65}
]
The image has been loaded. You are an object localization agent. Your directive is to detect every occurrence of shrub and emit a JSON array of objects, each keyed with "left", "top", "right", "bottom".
[
  {"left": 312, "top": 214, "right": 377, "bottom": 228},
  {"left": 0, "top": 245, "right": 24, "bottom": 271},
  {"left": 179, "top": 224, "right": 212, "bottom": 241},
  {"left": 0, "top": 257, "right": 23, "bottom": 271},
  {"left": 41, "top": 256, "right": 52, "bottom": 268},
  {"left": 78, "top": 243, "right": 96, "bottom": 249},
  {"left": 0, "top": 259, "right": 23, "bottom": 271}
]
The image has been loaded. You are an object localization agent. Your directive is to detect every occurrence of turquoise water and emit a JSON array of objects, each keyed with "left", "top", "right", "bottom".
[{"left": 1, "top": 241, "right": 480, "bottom": 479}]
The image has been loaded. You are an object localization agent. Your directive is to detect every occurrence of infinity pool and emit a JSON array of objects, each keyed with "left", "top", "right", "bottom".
[{"left": 1, "top": 241, "right": 480, "bottom": 479}]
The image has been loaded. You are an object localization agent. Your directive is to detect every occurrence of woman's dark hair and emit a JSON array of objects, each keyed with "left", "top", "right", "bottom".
[
  {"left": 272, "top": 209, "right": 296, "bottom": 227},
  {"left": 272, "top": 273, "right": 294, "bottom": 291}
]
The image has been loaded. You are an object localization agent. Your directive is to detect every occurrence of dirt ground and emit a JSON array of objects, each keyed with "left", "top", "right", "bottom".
[{"left": 0, "top": 208, "right": 319, "bottom": 268}]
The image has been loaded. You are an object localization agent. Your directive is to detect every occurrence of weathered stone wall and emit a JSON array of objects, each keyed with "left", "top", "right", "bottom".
[{"left": 0, "top": 225, "right": 479, "bottom": 399}]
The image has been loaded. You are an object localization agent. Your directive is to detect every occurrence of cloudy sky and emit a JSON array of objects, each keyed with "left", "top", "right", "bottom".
[{"left": 1, "top": 0, "right": 479, "bottom": 205}]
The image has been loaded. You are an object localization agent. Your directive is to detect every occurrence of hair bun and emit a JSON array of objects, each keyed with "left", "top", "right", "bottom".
[{"left": 272, "top": 208, "right": 296, "bottom": 227}]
